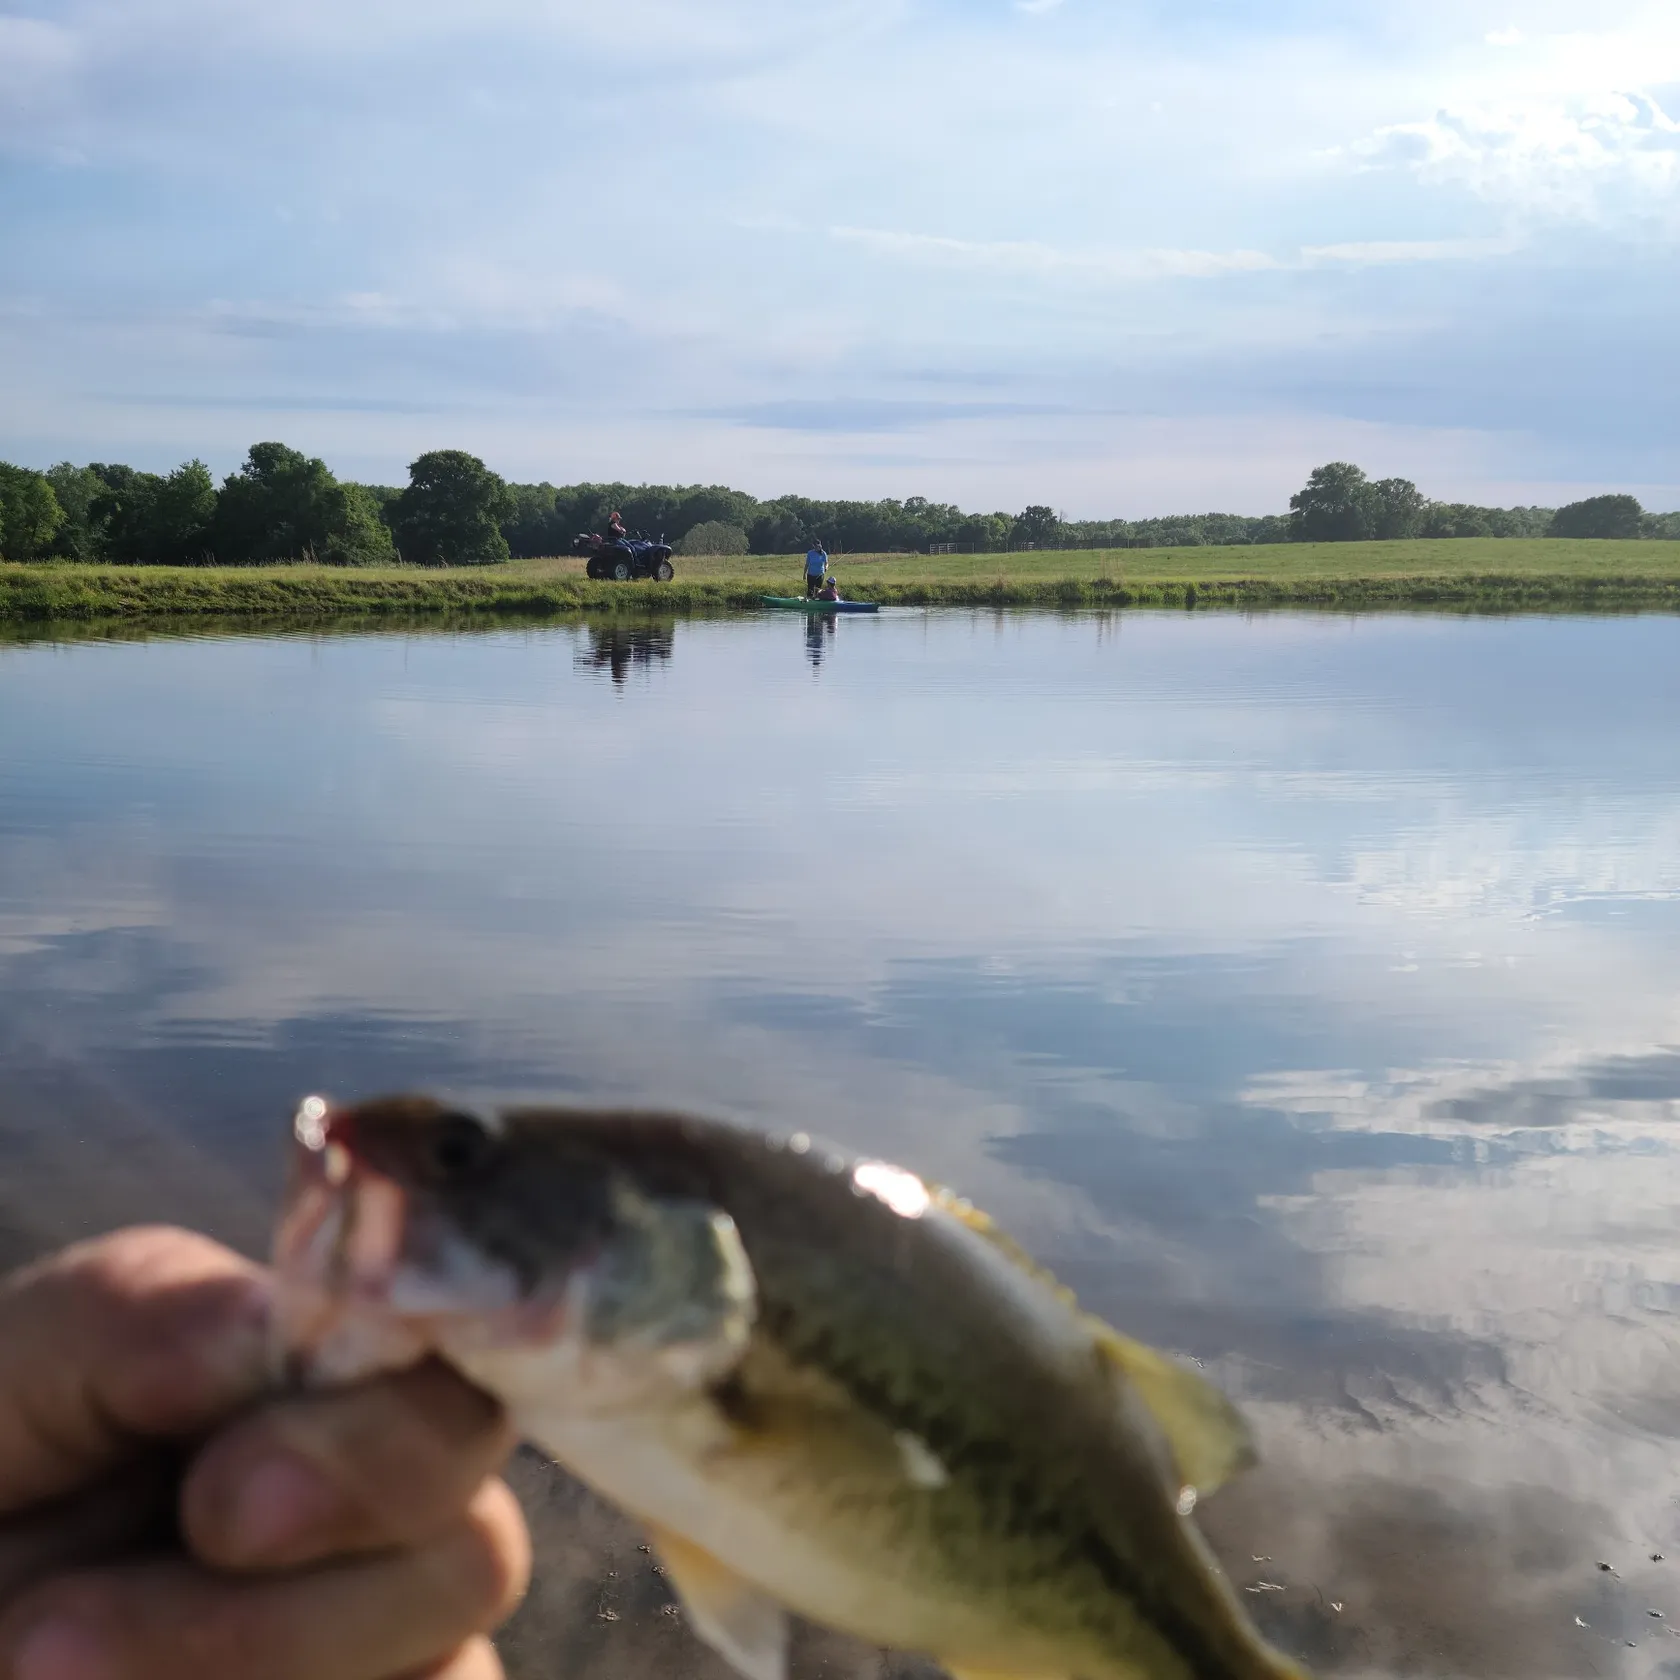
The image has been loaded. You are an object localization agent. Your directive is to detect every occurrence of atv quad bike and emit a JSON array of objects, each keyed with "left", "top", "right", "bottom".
[{"left": 573, "top": 530, "right": 676, "bottom": 582}]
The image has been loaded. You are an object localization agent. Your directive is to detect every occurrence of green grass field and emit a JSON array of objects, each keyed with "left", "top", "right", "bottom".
[{"left": 6, "top": 537, "right": 1680, "bottom": 624}]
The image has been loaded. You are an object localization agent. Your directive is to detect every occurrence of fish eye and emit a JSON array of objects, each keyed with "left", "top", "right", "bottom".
[{"left": 430, "top": 1110, "right": 498, "bottom": 1178}]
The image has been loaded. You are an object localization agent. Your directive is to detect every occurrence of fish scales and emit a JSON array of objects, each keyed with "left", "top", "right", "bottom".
[
  {"left": 273, "top": 1096, "right": 1307, "bottom": 1680},
  {"left": 649, "top": 1120, "right": 1267, "bottom": 1680}
]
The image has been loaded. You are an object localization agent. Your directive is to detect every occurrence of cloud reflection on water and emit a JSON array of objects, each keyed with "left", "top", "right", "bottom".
[{"left": 3, "top": 609, "right": 1680, "bottom": 1676}]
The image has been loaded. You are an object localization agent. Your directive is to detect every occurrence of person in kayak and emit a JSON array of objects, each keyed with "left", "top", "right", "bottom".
[
  {"left": 804, "top": 541, "right": 829, "bottom": 597},
  {"left": 816, "top": 575, "right": 841, "bottom": 601}
]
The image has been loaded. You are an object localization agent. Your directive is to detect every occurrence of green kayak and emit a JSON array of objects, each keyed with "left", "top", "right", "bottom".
[{"left": 761, "top": 596, "right": 880, "bottom": 614}]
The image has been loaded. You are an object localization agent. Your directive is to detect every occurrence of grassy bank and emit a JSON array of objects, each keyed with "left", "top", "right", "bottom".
[{"left": 6, "top": 537, "right": 1680, "bottom": 623}]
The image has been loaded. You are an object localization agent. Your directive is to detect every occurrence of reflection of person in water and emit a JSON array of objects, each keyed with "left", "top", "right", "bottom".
[{"left": 805, "top": 610, "right": 836, "bottom": 668}]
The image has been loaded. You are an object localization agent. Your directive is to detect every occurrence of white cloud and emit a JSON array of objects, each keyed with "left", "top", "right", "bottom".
[
  {"left": 4, "top": 0, "right": 1680, "bottom": 498},
  {"left": 1348, "top": 13, "right": 1680, "bottom": 224},
  {"left": 1363, "top": 91, "right": 1680, "bottom": 218},
  {"left": 834, "top": 226, "right": 1524, "bottom": 285},
  {"left": 829, "top": 225, "right": 1280, "bottom": 280},
  {"left": 1299, "top": 235, "right": 1522, "bottom": 264}
]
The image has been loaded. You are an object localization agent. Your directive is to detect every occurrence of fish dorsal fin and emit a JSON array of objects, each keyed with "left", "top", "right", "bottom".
[
  {"left": 931, "top": 1187, "right": 1079, "bottom": 1308},
  {"left": 1088, "top": 1322, "right": 1255, "bottom": 1498},
  {"left": 933, "top": 1187, "right": 1254, "bottom": 1498},
  {"left": 647, "top": 1523, "right": 789, "bottom": 1680}
]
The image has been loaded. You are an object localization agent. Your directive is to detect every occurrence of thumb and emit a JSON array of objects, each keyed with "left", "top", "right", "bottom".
[{"left": 0, "top": 1228, "right": 273, "bottom": 1514}]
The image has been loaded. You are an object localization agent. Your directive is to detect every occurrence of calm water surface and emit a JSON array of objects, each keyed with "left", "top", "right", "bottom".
[{"left": 4, "top": 608, "right": 1680, "bottom": 1680}]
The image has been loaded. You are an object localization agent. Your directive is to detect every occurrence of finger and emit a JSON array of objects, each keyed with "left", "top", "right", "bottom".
[
  {"left": 0, "top": 1228, "right": 272, "bottom": 1513},
  {"left": 405, "top": 1636, "right": 506, "bottom": 1680},
  {"left": 0, "top": 1458, "right": 178, "bottom": 1602},
  {"left": 182, "top": 1360, "right": 515, "bottom": 1570},
  {"left": 0, "top": 1480, "right": 530, "bottom": 1680}
]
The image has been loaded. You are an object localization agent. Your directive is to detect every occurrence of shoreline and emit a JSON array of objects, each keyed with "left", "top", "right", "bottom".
[{"left": 6, "top": 545, "right": 1680, "bottom": 624}]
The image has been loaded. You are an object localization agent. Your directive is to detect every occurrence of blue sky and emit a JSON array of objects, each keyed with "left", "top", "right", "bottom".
[{"left": 0, "top": 0, "right": 1676, "bottom": 514}]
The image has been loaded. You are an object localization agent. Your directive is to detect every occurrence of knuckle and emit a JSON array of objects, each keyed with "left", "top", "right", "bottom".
[
  {"left": 305, "top": 1373, "right": 510, "bottom": 1525},
  {"left": 395, "top": 1363, "right": 511, "bottom": 1450},
  {"left": 170, "top": 1592, "right": 272, "bottom": 1675},
  {"left": 5, "top": 1569, "right": 278, "bottom": 1680},
  {"left": 54, "top": 1227, "right": 223, "bottom": 1308},
  {"left": 4, "top": 1571, "right": 125, "bottom": 1640},
  {"left": 91, "top": 1240, "right": 267, "bottom": 1431},
  {"left": 428, "top": 1636, "right": 507, "bottom": 1680},
  {"left": 450, "top": 1483, "right": 531, "bottom": 1625}
]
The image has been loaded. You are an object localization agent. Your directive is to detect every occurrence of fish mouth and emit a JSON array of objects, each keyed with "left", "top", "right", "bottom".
[
  {"left": 273, "top": 1094, "right": 758, "bottom": 1416},
  {"left": 272, "top": 1094, "right": 526, "bottom": 1388}
]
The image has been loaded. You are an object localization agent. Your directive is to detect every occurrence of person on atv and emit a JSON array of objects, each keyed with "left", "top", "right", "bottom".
[{"left": 606, "top": 510, "right": 628, "bottom": 544}]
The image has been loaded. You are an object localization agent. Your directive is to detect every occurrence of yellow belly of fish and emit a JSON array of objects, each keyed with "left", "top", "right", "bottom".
[{"left": 518, "top": 1397, "right": 1095, "bottom": 1674}]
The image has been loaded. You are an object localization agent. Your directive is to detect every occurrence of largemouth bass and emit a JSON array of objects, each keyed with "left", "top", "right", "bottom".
[{"left": 273, "top": 1093, "right": 1308, "bottom": 1680}]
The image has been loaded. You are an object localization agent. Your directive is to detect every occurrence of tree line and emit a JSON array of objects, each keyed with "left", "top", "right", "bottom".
[
  {"left": 1282, "top": 462, "right": 1678, "bottom": 543},
  {"left": 1, "top": 445, "right": 1675, "bottom": 565}
]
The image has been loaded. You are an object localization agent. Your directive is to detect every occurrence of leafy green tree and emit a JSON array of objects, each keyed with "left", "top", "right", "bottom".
[
  {"left": 676, "top": 520, "right": 749, "bottom": 556},
  {"left": 155, "top": 462, "right": 218, "bottom": 563},
  {"left": 1370, "top": 476, "right": 1424, "bottom": 539},
  {"left": 353, "top": 483, "right": 404, "bottom": 527},
  {"left": 748, "top": 506, "right": 810, "bottom": 555},
  {"left": 1289, "top": 462, "right": 1380, "bottom": 541},
  {"left": 94, "top": 460, "right": 217, "bottom": 565},
  {"left": 512, "top": 482, "right": 765, "bottom": 557},
  {"left": 502, "top": 482, "right": 565, "bottom": 557},
  {"left": 392, "top": 450, "right": 514, "bottom": 566},
  {"left": 1550, "top": 494, "right": 1644, "bottom": 539},
  {"left": 0, "top": 464, "right": 66, "bottom": 561},
  {"left": 1419, "top": 502, "right": 1490, "bottom": 538},
  {"left": 338, "top": 485, "right": 398, "bottom": 561},
  {"left": 955, "top": 512, "right": 1012, "bottom": 552},
  {"left": 43, "top": 463, "right": 107, "bottom": 559},
  {"left": 1013, "top": 505, "right": 1061, "bottom": 548},
  {"left": 212, "top": 442, "right": 394, "bottom": 565},
  {"left": 619, "top": 483, "right": 757, "bottom": 544},
  {"left": 1418, "top": 501, "right": 1553, "bottom": 538}
]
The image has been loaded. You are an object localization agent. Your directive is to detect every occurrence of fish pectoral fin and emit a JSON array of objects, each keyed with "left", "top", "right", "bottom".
[
  {"left": 647, "top": 1524, "right": 789, "bottom": 1680},
  {"left": 1088, "top": 1319, "right": 1256, "bottom": 1498}
]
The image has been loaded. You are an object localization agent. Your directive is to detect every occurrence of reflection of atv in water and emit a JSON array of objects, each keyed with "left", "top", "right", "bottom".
[
  {"left": 574, "top": 621, "right": 677, "bottom": 686},
  {"left": 572, "top": 530, "right": 675, "bottom": 582}
]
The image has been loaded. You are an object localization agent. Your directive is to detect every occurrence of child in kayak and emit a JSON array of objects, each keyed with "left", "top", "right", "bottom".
[{"left": 816, "top": 576, "right": 841, "bottom": 601}]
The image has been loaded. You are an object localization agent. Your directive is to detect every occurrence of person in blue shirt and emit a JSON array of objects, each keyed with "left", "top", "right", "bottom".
[{"left": 804, "top": 541, "right": 829, "bottom": 597}]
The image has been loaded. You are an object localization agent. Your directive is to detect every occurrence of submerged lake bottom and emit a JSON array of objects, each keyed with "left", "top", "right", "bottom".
[{"left": 3, "top": 607, "right": 1680, "bottom": 1679}]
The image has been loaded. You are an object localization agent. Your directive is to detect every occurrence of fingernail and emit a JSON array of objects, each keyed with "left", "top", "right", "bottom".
[
  {"left": 227, "top": 1455, "right": 336, "bottom": 1561},
  {"left": 12, "top": 1620, "right": 116, "bottom": 1680}
]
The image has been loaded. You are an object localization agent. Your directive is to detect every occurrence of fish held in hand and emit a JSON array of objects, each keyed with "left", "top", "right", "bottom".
[{"left": 273, "top": 1093, "right": 1308, "bottom": 1680}]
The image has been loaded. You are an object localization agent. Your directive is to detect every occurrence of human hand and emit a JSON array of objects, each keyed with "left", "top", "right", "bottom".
[{"left": 0, "top": 1227, "right": 530, "bottom": 1680}]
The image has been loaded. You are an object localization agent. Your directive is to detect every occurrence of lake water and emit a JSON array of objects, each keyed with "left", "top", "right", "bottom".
[{"left": 3, "top": 607, "right": 1680, "bottom": 1680}]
